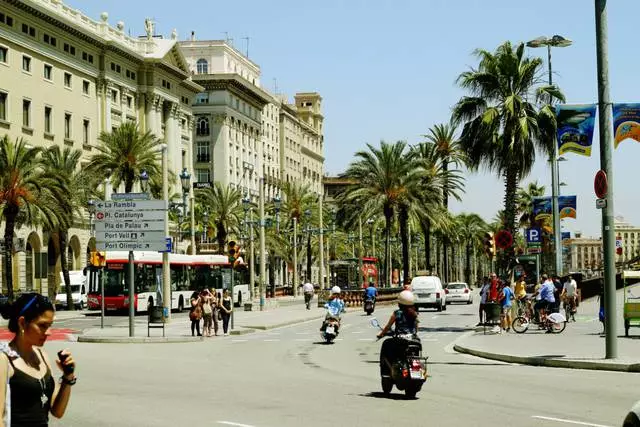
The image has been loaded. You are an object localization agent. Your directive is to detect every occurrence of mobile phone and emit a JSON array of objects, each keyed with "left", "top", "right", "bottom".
[{"left": 57, "top": 351, "right": 74, "bottom": 375}]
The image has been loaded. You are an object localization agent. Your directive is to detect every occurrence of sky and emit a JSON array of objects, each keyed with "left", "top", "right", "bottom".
[{"left": 67, "top": 0, "right": 640, "bottom": 238}]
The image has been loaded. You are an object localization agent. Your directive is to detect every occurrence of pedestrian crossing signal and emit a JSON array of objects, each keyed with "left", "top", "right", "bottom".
[{"left": 483, "top": 232, "right": 496, "bottom": 259}]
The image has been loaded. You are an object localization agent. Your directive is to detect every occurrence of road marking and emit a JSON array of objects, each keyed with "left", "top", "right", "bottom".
[
  {"left": 531, "top": 415, "right": 612, "bottom": 427},
  {"left": 218, "top": 421, "right": 257, "bottom": 427},
  {"left": 351, "top": 331, "right": 364, "bottom": 334},
  {"left": 358, "top": 338, "right": 374, "bottom": 341},
  {"left": 295, "top": 332, "right": 311, "bottom": 335},
  {"left": 443, "top": 330, "right": 475, "bottom": 354},
  {"left": 263, "top": 339, "right": 280, "bottom": 342},
  {"left": 431, "top": 316, "right": 439, "bottom": 319},
  {"left": 231, "top": 339, "right": 248, "bottom": 343},
  {"left": 422, "top": 339, "right": 438, "bottom": 342}
]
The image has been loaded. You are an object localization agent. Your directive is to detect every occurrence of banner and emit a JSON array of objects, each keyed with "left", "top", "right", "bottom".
[
  {"left": 613, "top": 103, "right": 640, "bottom": 148},
  {"left": 532, "top": 196, "right": 577, "bottom": 221},
  {"left": 562, "top": 232, "right": 571, "bottom": 240},
  {"left": 556, "top": 104, "right": 597, "bottom": 157}
]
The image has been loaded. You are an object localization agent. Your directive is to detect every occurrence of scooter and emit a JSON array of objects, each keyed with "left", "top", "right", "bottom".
[
  {"left": 371, "top": 319, "right": 428, "bottom": 398},
  {"left": 364, "top": 297, "right": 375, "bottom": 315},
  {"left": 321, "top": 316, "right": 340, "bottom": 343}
]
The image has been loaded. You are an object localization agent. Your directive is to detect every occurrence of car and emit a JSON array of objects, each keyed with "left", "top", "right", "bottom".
[
  {"left": 410, "top": 275, "right": 447, "bottom": 312},
  {"left": 624, "top": 400, "right": 640, "bottom": 427},
  {"left": 445, "top": 282, "right": 473, "bottom": 304},
  {"left": 55, "top": 270, "right": 87, "bottom": 310}
]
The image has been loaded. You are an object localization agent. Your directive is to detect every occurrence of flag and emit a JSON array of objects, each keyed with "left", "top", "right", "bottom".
[
  {"left": 613, "top": 103, "right": 640, "bottom": 148},
  {"left": 556, "top": 104, "right": 597, "bottom": 157}
]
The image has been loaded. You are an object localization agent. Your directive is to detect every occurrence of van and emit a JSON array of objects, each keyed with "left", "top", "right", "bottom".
[
  {"left": 55, "top": 270, "right": 87, "bottom": 310},
  {"left": 410, "top": 276, "right": 447, "bottom": 312}
]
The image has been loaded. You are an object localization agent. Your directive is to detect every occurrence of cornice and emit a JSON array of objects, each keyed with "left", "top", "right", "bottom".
[{"left": 193, "top": 74, "right": 271, "bottom": 108}]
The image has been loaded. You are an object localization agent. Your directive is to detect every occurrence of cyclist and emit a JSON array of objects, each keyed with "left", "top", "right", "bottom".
[
  {"left": 534, "top": 274, "right": 555, "bottom": 324},
  {"left": 561, "top": 275, "right": 578, "bottom": 321}
]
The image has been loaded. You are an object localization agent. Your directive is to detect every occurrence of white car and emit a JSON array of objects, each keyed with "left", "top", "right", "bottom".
[
  {"left": 55, "top": 271, "right": 87, "bottom": 310},
  {"left": 445, "top": 282, "right": 473, "bottom": 305},
  {"left": 411, "top": 275, "right": 447, "bottom": 312}
]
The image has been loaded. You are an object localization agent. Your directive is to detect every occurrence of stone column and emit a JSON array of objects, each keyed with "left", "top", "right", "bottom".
[{"left": 105, "top": 82, "right": 114, "bottom": 130}]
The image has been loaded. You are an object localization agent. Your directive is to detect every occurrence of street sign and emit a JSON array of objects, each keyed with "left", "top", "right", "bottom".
[
  {"left": 111, "top": 192, "right": 151, "bottom": 201},
  {"left": 594, "top": 170, "right": 608, "bottom": 199},
  {"left": 98, "top": 231, "right": 166, "bottom": 241},
  {"left": 527, "top": 247, "right": 542, "bottom": 254},
  {"left": 96, "top": 241, "right": 168, "bottom": 251},
  {"left": 159, "top": 238, "right": 172, "bottom": 253},
  {"left": 495, "top": 230, "right": 513, "bottom": 249},
  {"left": 94, "top": 200, "right": 167, "bottom": 210},
  {"left": 525, "top": 228, "right": 542, "bottom": 244},
  {"left": 193, "top": 182, "right": 212, "bottom": 189},
  {"left": 596, "top": 198, "right": 607, "bottom": 209},
  {"left": 95, "top": 221, "right": 165, "bottom": 232},
  {"left": 95, "top": 209, "right": 166, "bottom": 221}
]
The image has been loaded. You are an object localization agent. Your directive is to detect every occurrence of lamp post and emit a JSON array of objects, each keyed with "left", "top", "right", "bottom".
[
  {"left": 273, "top": 195, "right": 281, "bottom": 233},
  {"left": 293, "top": 216, "right": 298, "bottom": 297},
  {"left": 304, "top": 208, "right": 312, "bottom": 282},
  {"left": 178, "top": 168, "right": 195, "bottom": 254},
  {"left": 367, "top": 218, "right": 375, "bottom": 258},
  {"left": 258, "top": 177, "right": 266, "bottom": 311},
  {"left": 526, "top": 34, "right": 572, "bottom": 277},
  {"left": 202, "top": 211, "right": 209, "bottom": 244},
  {"left": 242, "top": 196, "right": 255, "bottom": 301}
]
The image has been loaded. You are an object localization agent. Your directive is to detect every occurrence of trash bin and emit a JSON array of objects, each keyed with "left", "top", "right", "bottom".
[
  {"left": 483, "top": 302, "right": 501, "bottom": 334},
  {"left": 149, "top": 306, "right": 165, "bottom": 323},
  {"left": 244, "top": 303, "right": 253, "bottom": 312}
]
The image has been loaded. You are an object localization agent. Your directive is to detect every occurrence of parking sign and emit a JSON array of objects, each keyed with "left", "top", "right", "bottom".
[{"left": 526, "top": 228, "right": 542, "bottom": 244}]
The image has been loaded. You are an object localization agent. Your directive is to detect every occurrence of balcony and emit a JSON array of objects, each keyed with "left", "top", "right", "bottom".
[{"left": 196, "top": 153, "right": 211, "bottom": 163}]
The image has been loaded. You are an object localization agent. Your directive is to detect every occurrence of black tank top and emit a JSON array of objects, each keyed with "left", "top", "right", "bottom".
[{"left": 8, "top": 349, "right": 55, "bottom": 426}]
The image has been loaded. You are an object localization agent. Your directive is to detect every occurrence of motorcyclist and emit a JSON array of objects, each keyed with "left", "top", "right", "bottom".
[
  {"left": 377, "top": 290, "right": 421, "bottom": 373},
  {"left": 321, "top": 286, "right": 345, "bottom": 331},
  {"left": 364, "top": 281, "right": 378, "bottom": 302}
]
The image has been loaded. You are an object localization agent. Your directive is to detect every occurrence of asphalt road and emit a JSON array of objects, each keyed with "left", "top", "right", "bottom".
[{"left": 47, "top": 300, "right": 638, "bottom": 427}]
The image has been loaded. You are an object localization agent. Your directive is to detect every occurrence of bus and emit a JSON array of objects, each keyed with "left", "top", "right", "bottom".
[{"left": 86, "top": 251, "right": 250, "bottom": 313}]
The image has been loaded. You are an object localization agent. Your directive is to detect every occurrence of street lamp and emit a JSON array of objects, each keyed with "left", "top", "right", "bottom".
[
  {"left": 527, "top": 34, "right": 572, "bottom": 277},
  {"left": 242, "top": 195, "right": 255, "bottom": 301},
  {"left": 202, "top": 210, "right": 209, "bottom": 243},
  {"left": 139, "top": 170, "right": 149, "bottom": 193}
]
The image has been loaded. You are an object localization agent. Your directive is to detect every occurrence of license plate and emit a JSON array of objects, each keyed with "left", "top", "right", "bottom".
[
  {"left": 410, "top": 370, "right": 423, "bottom": 379},
  {"left": 326, "top": 326, "right": 335, "bottom": 334},
  {"left": 420, "top": 293, "right": 431, "bottom": 298}
]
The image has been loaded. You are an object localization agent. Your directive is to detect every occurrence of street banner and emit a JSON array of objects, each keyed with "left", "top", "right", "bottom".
[
  {"left": 562, "top": 232, "right": 571, "bottom": 240},
  {"left": 556, "top": 104, "right": 597, "bottom": 157},
  {"left": 532, "top": 196, "right": 577, "bottom": 221},
  {"left": 613, "top": 103, "right": 640, "bottom": 149},
  {"left": 558, "top": 195, "right": 577, "bottom": 219}
]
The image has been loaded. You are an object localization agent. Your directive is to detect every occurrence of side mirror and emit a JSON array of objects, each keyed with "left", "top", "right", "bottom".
[{"left": 370, "top": 318, "right": 381, "bottom": 329}]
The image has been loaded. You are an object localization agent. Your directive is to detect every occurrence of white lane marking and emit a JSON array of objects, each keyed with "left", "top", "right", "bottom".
[
  {"left": 218, "top": 421, "right": 257, "bottom": 427},
  {"left": 443, "top": 330, "right": 475, "bottom": 354},
  {"left": 294, "top": 338, "right": 312, "bottom": 342},
  {"left": 358, "top": 338, "right": 375, "bottom": 341},
  {"left": 431, "top": 316, "right": 439, "bottom": 319},
  {"left": 531, "top": 415, "right": 612, "bottom": 427},
  {"left": 351, "top": 331, "right": 364, "bottom": 334},
  {"left": 335, "top": 338, "right": 343, "bottom": 341},
  {"left": 295, "top": 332, "right": 312, "bottom": 335},
  {"left": 265, "top": 332, "right": 281, "bottom": 336},
  {"left": 231, "top": 339, "right": 248, "bottom": 343},
  {"left": 263, "top": 339, "right": 280, "bottom": 342},
  {"left": 422, "top": 339, "right": 438, "bottom": 342}
]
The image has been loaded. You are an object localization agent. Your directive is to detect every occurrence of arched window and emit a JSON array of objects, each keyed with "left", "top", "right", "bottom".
[
  {"left": 196, "top": 58, "right": 208, "bottom": 74},
  {"left": 196, "top": 117, "right": 209, "bottom": 136}
]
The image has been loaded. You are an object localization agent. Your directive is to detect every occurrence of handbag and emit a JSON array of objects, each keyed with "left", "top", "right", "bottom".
[{"left": 189, "top": 305, "right": 202, "bottom": 321}]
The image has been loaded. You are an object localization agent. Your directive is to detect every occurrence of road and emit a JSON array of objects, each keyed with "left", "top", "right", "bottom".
[{"left": 48, "top": 300, "right": 637, "bottom": 427}]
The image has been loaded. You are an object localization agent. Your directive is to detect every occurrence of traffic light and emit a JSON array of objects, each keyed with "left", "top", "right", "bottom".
[
  {"left": 483, "top": 232, "right": 496, "bottom": 259},
  {"left": 90, "top": 251, "right": 106, "bottom": 267},
  {"left": 227, "top": 241, "right": 237, "bottom": 264}
]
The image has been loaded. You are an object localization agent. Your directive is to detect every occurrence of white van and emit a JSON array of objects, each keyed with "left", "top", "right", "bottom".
[
  {"left": 55, "top": 270, "right": 87, "bottom": 310},
  {"left": 410, "top": 276, "right": 447, "bottom": 312}
]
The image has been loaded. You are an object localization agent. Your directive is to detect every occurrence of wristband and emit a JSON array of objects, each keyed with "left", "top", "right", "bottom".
[{"left": 60, "top": 376, "right": 77, "bottom": 386}]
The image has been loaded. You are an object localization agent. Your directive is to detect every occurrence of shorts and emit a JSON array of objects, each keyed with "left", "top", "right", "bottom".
[{"left": 502, "top": 306, "right": 512, "bottom": 315}]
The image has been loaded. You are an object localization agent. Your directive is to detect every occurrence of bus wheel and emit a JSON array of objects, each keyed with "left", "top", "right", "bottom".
[
  {"left": 178, "top": 297, "right": 184, "bottom": 313},
  {"left": 236, "top": 292, "right": 242, "bottom": 308}
]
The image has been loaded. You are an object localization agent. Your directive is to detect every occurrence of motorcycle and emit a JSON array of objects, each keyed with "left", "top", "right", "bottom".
[
  {"left": 364, "top": 297, "right": 375, "bottom": 315},
  {"left": 371, "top": 319, "right": 428, "bottom": 398},
  {"left": 320, "top": 315, "right": 340, "bottom": 343}
]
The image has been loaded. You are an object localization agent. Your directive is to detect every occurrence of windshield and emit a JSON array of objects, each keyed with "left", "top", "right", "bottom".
[{"left": 447, "top": 283, "right": 466, "bottom": 289}]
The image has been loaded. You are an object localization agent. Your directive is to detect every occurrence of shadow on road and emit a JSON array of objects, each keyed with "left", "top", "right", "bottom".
[
  {"left": 418, "top": 326, "right": 475, "bottom": 333},
  {"left": 356, "top": 392, "right": 418, "bottom": 401}
]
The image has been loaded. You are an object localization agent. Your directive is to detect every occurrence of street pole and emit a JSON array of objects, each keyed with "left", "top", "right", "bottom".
[
  {"left": 190, "top": 193, "right": 196, "bottom": 255},
  {"left": 595, "top": 0, "right": 617, "bottom": 359},
  {"left": 318, "top": 194, "right": 325, "bottom": 289},
  {"left": 249, "top": 210, "right": 255, "bottom": 301},
  {"left": 358, "top": 217, "right": 363, "bottom": 288},
  {"left": 548, "top": 45, "right": 563, "bottom": 278},
  {"left": 293, "top": 217, "right": 298, "bottom": 297},
  {"left": 128, "top": 250, "right": 134, "bottom": 337},
  {"left": 162, "top": 144, "right": 171, "bottom": 322},
  {"left": 259, "top": 178, "right": 266, "bottom": 311},
  {"left": 101, "top": 177, "right": 111, "bottom": 329}
]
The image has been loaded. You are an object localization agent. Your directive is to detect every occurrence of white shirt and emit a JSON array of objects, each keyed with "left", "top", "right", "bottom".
[
  {"left": 563, "top": 279, "right": 577, "bottom": 297},
  {"left": 302, "top": 283, "right": 314, "bottom": 294}
]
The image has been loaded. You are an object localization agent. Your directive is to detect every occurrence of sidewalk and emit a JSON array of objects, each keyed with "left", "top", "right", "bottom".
[
  {"left": 0, "top": 309, "right": 87, "bottom": 327},
  {"left": 78, "top": 297, "right": 328, "bottom": 344},
  {"left": 454, "top": 285, "right": 640, "bottom": 372}
]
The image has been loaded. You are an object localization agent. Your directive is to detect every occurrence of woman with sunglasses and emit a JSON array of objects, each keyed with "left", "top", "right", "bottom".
[{"left": 0, "top": 293, "right": 77, "bottom": 426}]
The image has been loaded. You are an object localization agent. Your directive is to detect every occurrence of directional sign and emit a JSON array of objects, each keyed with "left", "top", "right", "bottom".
[
  {"left": 525, "top": 227, "right": 542, "bottom": 244},
  {"left": 96, "top": 241, "right": 168, "bottom": 251},
  {"left": 95, "top": 209, "right": 166, "bottom": 221},
  {"left": 111, "top": 192, "right": 151, "bottom": 201},
  {"left": 99, "top": 231, "right": 166, "bottom": 241},
  {"left": 95, "top": 221, "right": 165, "bottom": 232},
  {"left": 94, "top": 200, "right": 167, "bottom": 210}
]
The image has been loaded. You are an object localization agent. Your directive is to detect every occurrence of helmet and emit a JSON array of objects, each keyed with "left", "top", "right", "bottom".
[
  {"left": 330, "top": 286, "right": 341, "bottom": 295},
  {"left": 398, "top": 290, "right": 415, "bottom": 306}
]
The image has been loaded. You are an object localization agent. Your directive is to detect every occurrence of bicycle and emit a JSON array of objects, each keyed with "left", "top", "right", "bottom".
[
  {"left": 512, "top": 302, "right": 567, "bottom": 334},
  {"left": 563, "top": 295, "right": 577, "bottom": 322}
]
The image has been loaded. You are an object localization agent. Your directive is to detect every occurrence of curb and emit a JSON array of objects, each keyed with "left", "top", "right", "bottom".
[
  {"left": 453, "top": 343, "right": 640, "bottom": 373},
  {"left": 230, "top": 328, "right": 255, "bottom": 336},
  {"left": 77, "top": 335, "right": 204, "bottom": 344},
  {"left": 240, "top": 315, "right": 324, "bottom": 331}
]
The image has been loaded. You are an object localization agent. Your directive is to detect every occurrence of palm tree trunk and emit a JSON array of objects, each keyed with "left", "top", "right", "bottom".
[
  {"left": 3, "top": 206, "right": 18, "bottom": 302},
  {"left": 421, "top": 220, "right": 431, "bottom": 271},
  {"left": 216, "top": 223, "right": 226, "bottom": 255},
  {"left": 59, "top": 229, "right": 74, "bottom": 310},
  {"left": 399, "top": 207, "right": 410, "bottom": 286},
  {"left": 501, "top": 167, "right": 520, "bottom": 273},
  {"left": 306, "top": 233, "right": 312, "bottom": 282},
  {"left": 442, "top": 158, "right": 450, "bottom": 283},
  {"left": 268, "top": 251, "right": 275, "bottom": 297},
  {"left": 383, "top": 204, "right": 393, "bottom": 288},
  {"left": 450, "top": 244, "right": 455, "bottom": 281},
  {"left": 435, "top": 238, "right": 441, "bottom": 276},
  {"left": 465, "top": 243, "right": 472, "bottom": 286}
]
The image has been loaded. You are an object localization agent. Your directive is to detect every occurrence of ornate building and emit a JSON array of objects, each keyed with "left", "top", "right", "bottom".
[{"left": 0, "top": 0, "right": 201, "bottom": 295}]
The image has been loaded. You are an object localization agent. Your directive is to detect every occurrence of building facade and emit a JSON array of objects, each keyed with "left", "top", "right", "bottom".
[
  {"left": 0, "top": 0, "right": 201, "bottom": 295},
  {"left": 614, "top": 216, "right": 640, "bottom": 264},
  {"left": 564, "top": 236, "right": 603, "bottom": 274}
]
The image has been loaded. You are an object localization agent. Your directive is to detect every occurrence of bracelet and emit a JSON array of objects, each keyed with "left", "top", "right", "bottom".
[{"left": 60, "top": 376, "right": 77, "bottom": 386}]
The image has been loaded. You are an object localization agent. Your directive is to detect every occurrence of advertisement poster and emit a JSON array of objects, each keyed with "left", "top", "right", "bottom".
[
  {"left": 532, "top": 196, "right": 577, "bottom": 221},
  {"left": 613, "top": 103, "right": 640, "bottom": 148},
  {"left": 558, "top": 195, "right": 577, "bottom": 219},
  {"left": 556, "top": 104, "right": 597, "bottom": 157}
]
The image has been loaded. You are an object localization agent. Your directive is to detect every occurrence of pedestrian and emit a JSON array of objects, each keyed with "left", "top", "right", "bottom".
[
  {"left": 220, "top": 289, "right": 233, "bottom": 336},
  {"left": 302, "top": 281, "right": 314, "bottom": 310},
  {"left": 499, "top": 282, "right": 515, "bottom": 333},
  {"left": 0, "top": 293, "right": 77, "bottom": 426},
  {"left": 189, "top": 291, "right": 202, "bottom": 337},
  {"left": 210, "top": 289, "right": 220, "bottom": 336},
  {"left": 477, "top": 277, "right": 490, "bottom": 326},
  {"left": 489, "top": 273, "right": 499, "bottom": 302},
  {"left": 200, "top": 289, "right": 214, "bottom": 337}
]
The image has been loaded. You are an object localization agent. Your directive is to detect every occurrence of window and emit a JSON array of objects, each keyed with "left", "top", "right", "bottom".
[
  {"left": 21, "top": 24, "right": 35, "bottom": 37},
  {"left": 0, "top": 46, "right": 6, "bottom": 64},
  {"left": 196, "top": 169, "right": 210, "bottom": 183},
  {"left": 82, "top": 51, "right": 94, "bottom": 64},
  {"left": 0, "top": 12, "right": 14, "bottom": 27},
  {"left": 82, "top": 80, "right": 90, "bottom": 95},
  {"left": 64, "top": 113, "right": 71, "bottom": 139},
  {"left": 110, "top": 62, "right": 121, "bottom": 73},
  {"left": 196, "top": 58, "right": 208, "bottom": 74},
  {"left": 44, "top": 106, "right": 52, "bottom": 133},
  {"left": 64, "top": 72, "right": 72, "bottom": 88},
  {"left": 63, "top": 43, "right": 76, "bottom": 56},
  {"left": 196, "top": 141, "right": 210, "bottom": 162},
  {"left": 111, "top": 89, "right": 118, "bottom": 103},
  {"left": 22, "top": 99, "right": 31, "bottom": 127},
  {"left": 43, "top": 64, "right": 52, "bottom": 80},
  {"left": 195, "top": 93, "right": 208, "bottom": 104},
  {"left": 125, "top": 70, "right": 136, "bottom": 80},
  {"left": 125, "top": 95, "right": 132, "bottom": 108},
  {"left": 0, "top": 92, "right": 6, "bottom": 121},
  {"left": 83, "top": 119, "right": 89, "bottom": 144},
  {"left": 43, "top": 33, "right": 57, "bottom": 47},
  {"left": 22, "top": 55, "right": 31, "bottom": 72},
  {"left": 162, "top": 79, "right": 171, "bottom": 89},
  {"left": 196, "top": 117, "right": 209, "bottom": 136}
]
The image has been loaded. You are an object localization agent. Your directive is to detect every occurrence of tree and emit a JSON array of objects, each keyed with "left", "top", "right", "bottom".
[
  {"left": 280, "top": 182, "right": 316, "bottom": 285},
  {"left": 0, "top": 137, "right": 69, "bottom": 302},
  {"left": 195, "top": 182, "right": 242, "bottom": 255},
  {"left": 86, "top": 122, "right": 161, "bottom": 193},
  {"left": 42, "top": 146, "right": 96, "bottom": 309},
  {"left": 456, "top": 213, "right": 488, "bottom": 286},
  {"left": 452, "top": 41, "right": 564, "bottom": 272},
  {"left": 516, "top": 181, "right": 546, "bottom": 229}
]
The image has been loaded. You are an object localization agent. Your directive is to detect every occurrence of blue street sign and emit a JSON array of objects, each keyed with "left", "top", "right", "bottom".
[
  {"left": 159, "top": 238, "right": 172, "bottom": 253},
  {"left": 526, "top": 227, "right": 542, "bottom": 244}
]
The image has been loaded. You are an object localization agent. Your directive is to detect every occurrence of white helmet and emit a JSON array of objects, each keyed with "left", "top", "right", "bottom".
[
  {"left": 330, "top": 286, "right": 341, "bottom": 295},
  {"left": 398, "top": 290, "right": 415, "bottom": 306}
]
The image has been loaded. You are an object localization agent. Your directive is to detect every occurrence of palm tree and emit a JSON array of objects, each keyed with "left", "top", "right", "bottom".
[
  {"left": 452, "top": 41, "right": 564, "bottom": 272},
  {"left": 0, "top": 136, "right": 69, "bottom": 302},
  {"left": 86, "top": 122, "right": 161, "bottom": 193},
  {"left": 280, "top": 182, "right": 316, "bottom": 285},
  {"left": 456, "top": 213, "right": 488, "bottom": 286},
  {"left": 342, "top": 141, "right": 418, "bottom": 287},
  {"left": 42, "top": 146, "right": 96, "bottom": 309},
  {"left": 196, "top": 182, "right": 242, "bottom": 255},
  {"left": 516, "top": 181, "right": 546, "bottom": 229},
  {"left": 423, "top": 123, "right": 466, "bottom": 282}
]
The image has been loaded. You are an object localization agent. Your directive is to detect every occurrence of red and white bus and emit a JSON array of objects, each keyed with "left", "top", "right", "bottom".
[{"left": 86, "top": 251, "right": 250, "bottom": 313}]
